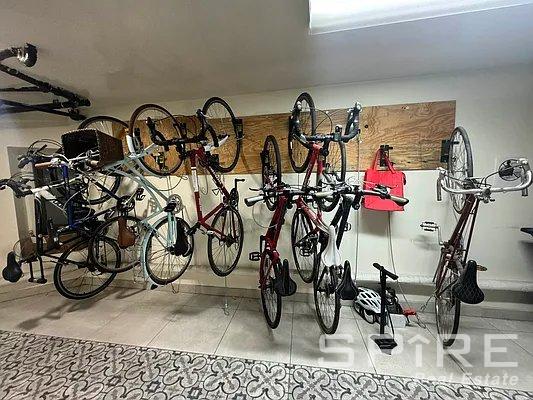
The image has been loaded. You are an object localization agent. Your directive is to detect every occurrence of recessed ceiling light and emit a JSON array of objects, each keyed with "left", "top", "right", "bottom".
[{"left": 309, "top": 0, "right": 533, "bottom": 34}]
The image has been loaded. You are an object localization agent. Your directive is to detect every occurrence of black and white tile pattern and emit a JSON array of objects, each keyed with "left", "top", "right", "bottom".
[{"left": 0, "top": 330, "right": 530, "bottom": 400}]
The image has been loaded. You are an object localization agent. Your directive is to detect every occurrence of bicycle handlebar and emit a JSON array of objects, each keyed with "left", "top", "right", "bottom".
[
  {"left": 244, "top": 186, "right": 311, "bottom": 207},
  {"left": 244, "top": 195, "right": 265, "bottom": 207},
  {"left": 0, "top": 179, "right": 32, "bottom": 198},
  {"left": 245, "top": 183, "right": 408, "bottom": 208},
  {"left": 292, "top": 102, "right": 362, "bottom": 146},
  {"left": 437, "top": 158, "right": 532, "bottom": 198},
  {"left": 34, "top": 161, "right": 55, "bottom": 169},
  {"left": 316, "top": 184, "right": 409, "bottom": 206},
  {"left": 145, "top": 113, "right": 221, "bottom": 150}
]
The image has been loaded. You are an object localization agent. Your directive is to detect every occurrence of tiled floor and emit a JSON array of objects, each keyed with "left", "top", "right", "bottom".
[{"left": 0, "top": 288, "right": 532, "bottom": 397}]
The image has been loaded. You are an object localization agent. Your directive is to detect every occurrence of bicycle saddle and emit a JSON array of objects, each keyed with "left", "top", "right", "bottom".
[
  {"left": 337, "top": 260, "right": 358, "bottom": 300},
  {"left": 2, "top": 251, "right": 22, "bottom": 283},
  {"left": 274, "top": 259, "right": 297, "bottom": 297},
  {"left": 452, "top": 260, "right": 485, "bottom": 305},
  {"left": 117, "top": 217, "right": 136, "bottom": 249},
  {"left": 521, "top": 227, "right": 533, "bottom": 237},
  {"left": 172, "top": 219, "right": 192, "bottom": 257},
  {"left": 321, "top": 226, "right": 341, "bottom": 267}
]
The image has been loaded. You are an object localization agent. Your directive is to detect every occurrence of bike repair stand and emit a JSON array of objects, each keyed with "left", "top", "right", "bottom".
[{"left": 371, "top": 263, "right": 398, "bottom": 354}]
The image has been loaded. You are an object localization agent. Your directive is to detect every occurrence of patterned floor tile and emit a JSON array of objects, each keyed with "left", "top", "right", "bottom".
[{"left": 0, "top": 330, "right": 531, "bottom": 400}]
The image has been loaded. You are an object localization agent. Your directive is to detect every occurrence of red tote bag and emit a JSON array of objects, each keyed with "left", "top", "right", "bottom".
[{"left": 363, "top": 149, "right": 406, "bottom": 211}]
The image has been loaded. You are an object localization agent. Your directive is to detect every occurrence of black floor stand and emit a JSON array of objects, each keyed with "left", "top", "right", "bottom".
[{"left": 371, "top": 263, "right": 398, "bottom": 353}]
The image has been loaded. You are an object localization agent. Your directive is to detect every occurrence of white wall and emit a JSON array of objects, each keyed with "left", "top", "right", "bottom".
[{"left": 2, "top": 64, "right": 533, "bottom": 291}]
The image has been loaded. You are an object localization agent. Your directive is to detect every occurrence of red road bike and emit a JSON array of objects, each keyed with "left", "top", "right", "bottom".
[{"left": 131, "top": 102, "right": 245, "bottom": 284}]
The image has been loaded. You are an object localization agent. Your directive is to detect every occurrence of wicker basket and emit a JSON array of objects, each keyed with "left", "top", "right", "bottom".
[{"left": 61, "top": 128, "right": 124, "bottom": 168}]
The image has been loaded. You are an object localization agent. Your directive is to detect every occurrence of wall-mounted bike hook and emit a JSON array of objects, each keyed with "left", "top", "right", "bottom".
[{"left": 379, "top": 145, "right": 393, "bottom": 167}]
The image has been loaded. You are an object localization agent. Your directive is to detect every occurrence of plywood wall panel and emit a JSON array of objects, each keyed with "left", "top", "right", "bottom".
[
  {"left": 120, "top": 100, "right": 455, "bottom": 175},
  {"left": 229, "top": 100, "right": 455, "bottom": 174}
]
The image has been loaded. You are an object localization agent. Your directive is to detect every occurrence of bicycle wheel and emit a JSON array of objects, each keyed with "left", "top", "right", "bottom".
[
  {"left": 435, "top": 257, "right": 462, "bottom": 347},
  {"left": 89, "top": 215, "right": 143, "bottom": 273},
  {"left": 143, "top": 215, "right": 194, "bottom": 285},
  {"left": 129, "top": 104, "right": 185, "bottom": 176},
  {"left": 79, "top": 115, "right": 127, "bottom": 138},
  {"left": 77, "top": 116, "right": 127, "bottom": 204},
  {"left": 288, "top": 92, "right": 315, "bottom": 173},
  {"left": 316, "top": 141, "right": 346, "bottom": 212},
  {"left": 291, "top": 209, "right": 317, "bottom": 283},
  {"left": 207, "top": 206, "right": 244, "bottom": 276},
  {"left": 314, "top": 260, "right": 341, "bottom": 334},
  {"left": 202, "top": 97, "right": 242, "bottom": 173},
  {"left": 448, "top": 127, "right": 473, "bottom": 213},
  {"left": 261, "top": 135, "right": 282, "bottom": 211},
  {"left": 80, "top": 171, "right": 123, "bottom": 205},
  {"left": 260, "top": 252, "right": 282, "bottom": 328},
  {"left": 54, "top": 239, "right": 117, "bottom": 300}
]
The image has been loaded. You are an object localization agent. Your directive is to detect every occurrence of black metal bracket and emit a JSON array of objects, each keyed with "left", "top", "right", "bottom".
[
  {"left": 379, "top": 145, "right": 393, "bottom": 167},
  {"left": 440, "top": 139, "right": 451, "bottom": 163},
  {"left": 0, "top": 44, "right": 90, "bottom": 121}
]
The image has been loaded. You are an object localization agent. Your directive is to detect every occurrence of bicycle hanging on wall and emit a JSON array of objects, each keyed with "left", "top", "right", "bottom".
[
  {"left": 127, "top": 99, "right": 245, "bottom": 283},
  {"left": 421, "top": 127, "right": 532, "bottom": 347}
]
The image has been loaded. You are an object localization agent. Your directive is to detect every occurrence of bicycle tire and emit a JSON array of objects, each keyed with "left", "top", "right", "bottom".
[
  {"left": 260, "top": 252, "right": 282, "bottom": 328},
  {"left": 202, "top": 97, "right": 242, "bottom": 173},
  {"left": 54, "top": 239, "right": 117, "bottom": 300},
  {"left": 262, "top": 135, "right": 282, "bottom": 211},
  {"left": 435, "top": 256, "right": 462, "bottom": 347},
  {"left": 288, "top": 92, "right": 315, "bottom": 173},
  {"left": 129, "top": 104, "right": 185, "bottom": 176},
  {"left": 83, "top": 171, "right": 123, "bottom": 205},
  {"left": 143, "top": 216, "right": 194, "bottom": 285},
  {"left": 316, "top": 141, "right": 346, "bottom": 212},
  {"left": 207, "top": 206, "right": 244, "bottom": 276},
  {"left": 77, "top": 116, "right": 128, "bottom": 205},
  {"left": 291, "top": 209, "right": 317, "bottom": 283},
  {"left": 89, "top": 215, "right": 143, "bottom": 273},
  {"left": 79, "top": 115, "right": 127, "bottom": 138},
  {"left": 314, "top": 260, "right": 341, "bottom": 334},
  {"left": 447, "top": 126, "right": 473, "bottom": 214}
]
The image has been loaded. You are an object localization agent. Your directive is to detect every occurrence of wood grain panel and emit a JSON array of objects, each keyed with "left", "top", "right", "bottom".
[
  {"left": 117, "top": 100, "right": 455, "bottom": 175},
  {"left": 231, "top": 100, "right": 455, "bottom": 174}
]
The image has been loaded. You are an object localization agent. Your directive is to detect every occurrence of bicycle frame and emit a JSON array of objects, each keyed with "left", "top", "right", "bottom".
[
  {"left": 259, "top": 195, "right": 289, "bottom": 287},
  {"left": 295, "top": 190, "right": 357, "bottom": 256},
  {"left": 188, "top": 146, "right": 232, "bottom": 239},
  {"left": 16, "top": 166, "right": 113, "bottom": 274},
  {"left": 434, "top": 194, "right": 479, "bottom": 297}
]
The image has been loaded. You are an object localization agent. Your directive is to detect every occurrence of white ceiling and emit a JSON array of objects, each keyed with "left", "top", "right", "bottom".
[{"left": 1, "top": 0, "right": 533, "bottom": 109}]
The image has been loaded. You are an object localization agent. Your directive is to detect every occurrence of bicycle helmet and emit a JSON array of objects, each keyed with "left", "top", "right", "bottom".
[{"left": 354, "top": 287, "right": 381, "bottom": 323}]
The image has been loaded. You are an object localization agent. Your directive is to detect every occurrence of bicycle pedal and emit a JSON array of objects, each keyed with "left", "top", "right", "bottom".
[
  {"left": 420, "top": 221, "right": 439, "bottom": 231},
  {"left": 249, "top": 252, "right": 261, "bottom": 262}
]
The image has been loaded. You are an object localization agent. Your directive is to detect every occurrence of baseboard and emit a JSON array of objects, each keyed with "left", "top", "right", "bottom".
[{"left": 1, "top": 264, "right": 532, "bottom": 321}]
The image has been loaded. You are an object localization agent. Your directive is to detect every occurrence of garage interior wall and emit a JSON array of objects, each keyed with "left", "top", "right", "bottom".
[{"left": 1, "top": 64, "right": 532, "bottom": 293}]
